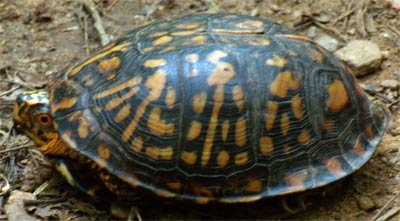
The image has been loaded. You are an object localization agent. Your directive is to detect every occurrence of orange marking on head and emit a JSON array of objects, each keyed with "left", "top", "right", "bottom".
[
  {"left": 216, "top": 150, "right": 230, "bottom": 168},
  {"left": 192, "top": 92, "right": 207, "bottom": 114},
  {"left": 234, "top": 152, "right": 249, "bottom": 166},
  {"left": 165, "top": 86, "right": 176, "bottom": 107},
  {"left": 232, "top": 85, "right": 245, "bottom": 111},
  {"left": 98, "top": 144, "right": 111, "bottom": 161},
  {"left": 280, "top": 113, "right": 290, "bottom": 136},
  {"left": 180, "top": 151, "right": 197, "bottom": 165},
  {"left": 244, "top": 178, "right": 263, "bottom": 193},
  {"left": 297, "top": 129, "right": 311, "bottom": 145},
  {"left": 221, "top": 120, "right": 230, "bottom": 142},
  {"left": 122, "top": 70, "right": 166, "bottom": 141},
  {"left": 147, "top": 107, "right": 174, "bottom": 136},
  {"left": 114, "top": 103, "right": 131, "bottom": 123},
  {"left": 52, "top": 97, "right": 78, "bottom": 113},
  {"left": 291, "top": 94, "right": 303, "bottom": 119},
  {"left": 284, "top": 169, "right": 308, "bottom": 192},
  {"left": 131, "top": 136, "right": 143, "bottom": 153},
  {"left": 324, "top": 157, "right": 346, "bottom": 177},
  {"left": 94, "top": 77, "right": 141, "bottom": 99},
  {"left": 153, "top": 35, "right": 173, "bottom": 46},
  {"left": 105, "top": 87, "right": 139, "bottom": 111},
  {"left": 269, "top": 71, "right": 300, "bottom": 98},
  {"left": 266, "top": 56, "right": 288, "bottom": 67},
  {"left": 265, "top": 101, "right": 278, "bottom": 131},
  {"left": 99, "top": 57, "right": 121, "bottom": 72},
  {"left": 70, "top": 42, "right": 129, "bottom": 76},
  {"left": 143, "top": 58, "right": 167, "bottom": 68},
  {"left": 259, "top": 136, "right": 273, "bottom": 156},
  {"left": 235, "top": 117, "right": 247, "bottom": 147},
  {"left": 326, "top": 79, "right": 349, "bottom": 112},
  {"left": 187, "top": 120, "right": 202, "bottom": 141},
  {"left": 185, "top": 53, "right": 200, "bottom": 63}
]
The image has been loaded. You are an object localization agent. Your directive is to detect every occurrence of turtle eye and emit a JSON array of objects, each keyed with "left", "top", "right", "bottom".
[{"left": 36, "top": 113, "right": 52, "bottom": 127}]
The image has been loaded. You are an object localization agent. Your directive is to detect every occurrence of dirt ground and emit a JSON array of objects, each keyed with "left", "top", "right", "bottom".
[{"left": 0, "top": 0, "right": 399, "bottom": 220}]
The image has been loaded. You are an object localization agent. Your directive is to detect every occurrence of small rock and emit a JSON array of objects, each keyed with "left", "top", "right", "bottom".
[
  {"left": 0, "top": 25, "right": 4, "bottom": 33},
  {"left": 307, "top": 26, "right": 317, "bottom": 38},
  {"left": 315, "top": 34, "right": 339, "bottom": 52},
  {"left": 380, "top": 79, "right": 399, "bottom": 89},
  {"left": 334, "top": 40, "right": 383, "bottom": 77},
  {"left": 5, "top": 190, "right": 40, "bottom": 221},
  {"left": 386, "top": 0, "right": 400, "bottom": 10},
  {"left": 357, "top": 195, "right": 376, "bottom": 211}
]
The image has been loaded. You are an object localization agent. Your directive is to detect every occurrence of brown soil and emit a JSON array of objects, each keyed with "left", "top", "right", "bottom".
[{"left": 0, "top": 0, "right": 399, "bottom": 220}]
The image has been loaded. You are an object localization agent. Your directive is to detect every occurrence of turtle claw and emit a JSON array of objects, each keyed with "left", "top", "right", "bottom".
[{"left": 280, "top": 195, "right": 310, "bottom": 214}]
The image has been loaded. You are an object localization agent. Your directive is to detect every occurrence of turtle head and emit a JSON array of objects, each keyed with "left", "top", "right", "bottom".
[{"left": 13, "top": 90, "right": 57, "bottom": 146}]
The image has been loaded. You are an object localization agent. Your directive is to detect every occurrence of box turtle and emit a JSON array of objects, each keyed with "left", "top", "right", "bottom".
[{"left": 13, "top": 13, "right": 388, "bottom": 204}]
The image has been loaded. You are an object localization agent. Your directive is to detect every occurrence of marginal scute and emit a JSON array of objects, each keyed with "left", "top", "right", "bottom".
[
  {"left": 324, "top": 157, "right": 347, "bottom": 177},
  {"left": 284, "top": 169, "right": 308, "bottom": 192},
  {"left": 98, "top": 144, "right": 111, "bottom": 161}
]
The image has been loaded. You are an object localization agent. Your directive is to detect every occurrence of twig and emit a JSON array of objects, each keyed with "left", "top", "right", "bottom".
[
  {"left": 0, "top": 142, "right": 33, "bottom": 154},
  {"left": 81, "top": 0, "right": 110, "bottom": 46},
  {"left": 83, "top": 14, "right": 90, "bottom": 55},
  {"left": 370, "top": 191, "right": 400, "bottom": 221}
]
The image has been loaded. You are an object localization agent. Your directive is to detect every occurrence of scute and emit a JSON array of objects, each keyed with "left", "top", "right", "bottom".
[{"left": 49, "top": 13, "right": 388, "bottom": 203}]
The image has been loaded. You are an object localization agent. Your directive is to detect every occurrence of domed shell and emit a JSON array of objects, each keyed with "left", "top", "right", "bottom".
[{"left": 48, "top": 13, "right": 387, "bottom": 203}]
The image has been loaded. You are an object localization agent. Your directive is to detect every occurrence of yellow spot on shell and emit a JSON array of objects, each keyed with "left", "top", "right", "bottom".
[
  {"left": 326, "top": 79, "right": 349, "bottom": 112},
  {"left": 122, "top": 70, "right": 166, "bottom": 141},
  {"left": 244, "top": 178, "right": 263, "bottom": 193},
  {"left": 235, "top": 20, "right": 264, "bottom": 29},
  {"left": 207, "top": 62, "right": 235, "bottom": 86},
  {"left": 180, "top": 151, "right": 197, "bottom": 165},
  {"left": 284, "top": 170, "right": 308, "bottom": 193},
  {"left": 78, "top": 115, "right": 90, "bottom": 139},
  {"left": 185, "top": 53, "right": 199, "bottom": 63},
  {"left": 131, "top": 136, "right": 143, "bottom": 152},
  {"left": 147, "top": 107, "right": 174, "bottom": 136},
  {"left": 269, "top": 71, "right": 300, "bottom": 98},
  {"left": 98, "top": 144, "right": 110, "bottom": 161},
  {"left": 266, "top": 56, "right": 288, "bottom": 67},
  {"left": 234, "top": 152, "right": 249, "bottom": 166},
  {"left": 306, "top": 48, "right": 324, "bottom": 63},
  {"left": 324, "top": 157, "right": 346, "bottom": 177},
  {"left": 145, "top": 146, "right": 174, "bottom": 160},
  {"left": 143, "top": 58, "right": 167, "bottom": 68},
  {"left": 105, "top": 87, "right": 139, "bottom": 111},
  {"left": 187, "top": 120, "right": 202, "bottom": 141},
  {"left": 232, "top": 85, "right": 245, "bottom": 111},
  {"left": 114, "top": 103, "right": 131, "bottom": 123},
  {"left": 177, "top": 23, "right": 200, "bottom": 29},
  {"left": 280, "top": 113, "right": 290, "bottom": 136},
  {"left": 153, "top": 35, "right": 172, "bottom": 46},
  {"left": 191, "top": 35, "right": 206, "bottom": 44},
  {"left": 259, "top": 136, "right": 273, "bottom": 156},
  {"left": 291, "top": 94, "right": 303, "bottom": 119},
  {"left": 166, "top": 181, "right": 182, "bottom": 190},
  {"left": 148, "top": 31, "right": 168, "bottom": 38},
  {"left": 235, "top": 117, "right": 247, "bottom": 147},
  {"left": 171, "top": 30, "right": 196, "bottom": 36},
  {"left": 95, "top": 77, "right": 141, "bottom": 99},
  {"left": 99, "top": 57, "right": 121, "bottom": 72},
  {"left": 70, "top": 42, "right": 129, "bottom": 76},
  {"left": 353, "top": 138, "right": 365, "bottom": 156},
  {"left": 216, "top": 150, "right": 230, "bottom": 168},
  {"left": 165, "top": 87, "right": 176, "bottom": 107},
  {"left": 265, "top": 101, "right": 278, "bottom": 131},
  {"left": 207, "top": 50, "right": 228, "bottom": 64},
  {"left": 323, "top": 118, "right": 335, "bottom": 132},
  {"left": 297, "top": 129, "right": 311, "bottom": 145},
  {"left": 192, "top": 92, "right": 207, "bottom": 114},
  {"left": 221, "top": 120, "right": 230, "bottom": 142}
]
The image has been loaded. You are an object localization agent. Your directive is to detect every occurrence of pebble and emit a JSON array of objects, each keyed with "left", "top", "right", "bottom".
[
  {"left": 334, "top": 40, "right": 383, "bottom": 77},
  {"left": 315, "top": 34, "right": 339, "bottom": 52},
  {"left": 0, "top": 25, "right": 4, "bottom": 33},
  {"left": 380, "top": 79, "right": 399, "bottom": 89},
  {"left": 356, "top": 195, "right": 376, "bottom": 211},
  {"left": 386, "top": 0, "right": 400, "bottom": 10},
  {"left": 307, "top": 26, "right": 317, "bottom": 38}
]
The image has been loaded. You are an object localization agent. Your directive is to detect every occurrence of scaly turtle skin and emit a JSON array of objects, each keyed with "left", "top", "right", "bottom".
[{"left": 14, "top": 13, "right": 388, "bottom": 204}]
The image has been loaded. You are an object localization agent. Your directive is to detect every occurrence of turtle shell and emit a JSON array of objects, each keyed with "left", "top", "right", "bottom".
[{"left": 48, "top": 13, "right": 388, "bottom": 203}]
